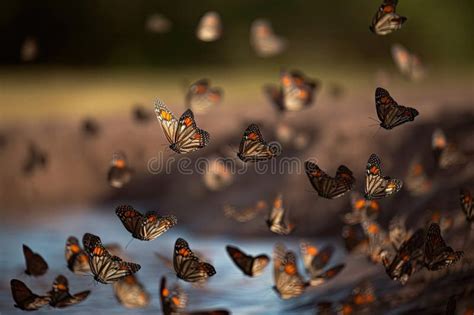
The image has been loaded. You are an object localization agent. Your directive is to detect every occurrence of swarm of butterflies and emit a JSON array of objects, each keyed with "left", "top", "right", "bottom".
[{"left": 11, "top": 1, "right": 474, "bottom": 314}]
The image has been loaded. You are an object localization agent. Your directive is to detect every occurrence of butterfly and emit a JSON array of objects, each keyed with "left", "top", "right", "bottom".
[
  {"left": 431, "top": 128, "right": 467, "bottom": 169},
  {"left": 237, "top": 124, "right": 280, "bottom": 162},
  {"left": 82, "top": 233, "right": 141, "bottom": 284},
  {"left": 113, "top": 274, "right": 150, "bottom": 309},
  {"left": 264, "top": 70, "right": 319, "bottom": 112},
  {"left": 154, "top": 99, "right": 210, "bottom": 154},
  {"left": 305, "top": 161, "right": 355, "bottom": 199},
  {"left": 391, "top": 43, "right": 425, "bottom": 81},
  {"left": 196, "top": 11, "right": 222, "bottom": 42},
  {"left": 266, "top": 194, "right": 295, "bottom": 235},
  {"left": 369, "top": 0, "right": 407, "bottom": 35},
  {"left": 160, "top": 276, "right": 188, "bottom": 315},
  {"left": 81, "top": 117, "right": 100, "bottom": 137},
  {"left": 460, "top": 188, "right": 473, "bottom": 223},
  {"left": 146, "top": 13, "right": 172, "bottom": 34},
  {"left": 10, "top": 279, "right": 50, "bottom": 311},
  {"left": 185, "top": 79, "right": 223, "bottom": 114},
  {"left": 343, "top": 192, "right": 380, "bottom": 225},
  {"left": 48, "top": 275, "right": 90, "bottom": 308},
  {"left": 223, "top": 200, "right": 267, "bottom": 222},
  {"left": 250, "top": 19, "right": 286, "bottom": 57},
  {"left": 361, "top": 217, "right": 389, "bottom": 264},
  {"left": 375, "top": 87, "right": 418, "bottom": 129},
  {"left": 273, "top": 243, "right": 308, "bottom": 299},
  {"left": 226, "top": 245, "right": 270, "bottom": 277},
  {"left": 338, "top": 281, "right": 376, "bottom": 315},
  {"left": 424, "top": 223, "right": 463, "bottom": 271},
  {"left": 388, "top": 216, "right": 412, "bottom": 251},
  {"left": 365, "top": 153, "right": 402, "bottom": 200},
  {"left": 107, "top": 151, "right": 133, "bottom": 188},
  {"left": 173, "top": 238, "right": 216, "bottom": 283},
  {"left": 342, "top": 224, "right": 369, "bottom": 253},
  {"left": 203, "top": 156, "right": 234, "bottom": 191},
  {"left": 404, "top": 160, "right": 432, "bottom": 196},
  {"left": 116, "top": 205, "right": 177, "bottom": 241},
  {"left": 299, "top": 242, "right": 345, "bottom": 286},
  {"left": 23, "top": 244, "right": 48, "bottom": 276},
  {"left": 65, "top": 236, "right": 90, "bottom": 274},
  {"left": 132, "top": 105, "right": 153, "bottom": 123},
  {"left": 22, "top": 142, "right": 48, "bottom": 176}
]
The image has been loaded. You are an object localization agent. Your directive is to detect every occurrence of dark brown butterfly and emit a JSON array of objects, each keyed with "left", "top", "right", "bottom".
[
  {"left": 82, "top": 233, "right": 141, "bottom": 284},
  {"left": 65, "top": 236, "right": 90, "bottom": 274},
  {"left": 343, "top": 192, "right": 380, "bottom": 224},
  {"left": 365, "top": 153, "right": 402, "bottom": 200},
  {"left": 116, "top": 205, "right": 177, "bottom": 241},
  {"left": 460, "top": 188, "right": 473, "bottom": 223},
  {"left": 22, "top": 142, "right": 48, "bottom": 176},
  {"left": 23, "top": 244, "right": 48, "bottom": 276},
  {"left": 266, "top": 194, "right": 295, "bottom": 235},
  {"left": 173, "top": 238, "right": 216, "bottom": 283},
  {"left": 305, "top": 161, "right": 355, "bottom": 199},
  {"left": 226, "top": 245, "right": 270, "bottom": 277},
  {"left": 273, "top": 243, "right": 308, "bottom": 299},
  {"left": 299, "top": 242, "right": 344, "bottom": 286},
  {"left": 107, "top": 152, "right": 133, "bottom": 188},
  {"left": 160, "top": 276, "right": 188, "bottom": 315},
  {"left": 342, "top": 224, "right": 369, "bottom": 253},
  {"left": 48, "top": 275, "right": 90, "bottom": 308},
  {"left": 10, "top": 279, "right": 50, "bottom": 311},
  {"left": 424, "top": 223, "right": 463, "bottom": 271},
  {"left": 370, "top": 0, "right": 407, "bottom": 35},
  {"left": 375, "top": 87, "right": 418, "bottom": 129},
  {"left": 113, "top": 274, "right": 150, "bottom": 309},
  {"left": 185, "top": 79, "right": 223, "bottom": 114},
  {"left": 237, "top": 124, "right": 280, "bottom": 162}
]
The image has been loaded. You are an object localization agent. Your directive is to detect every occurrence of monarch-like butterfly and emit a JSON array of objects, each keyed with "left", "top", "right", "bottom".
[
  {"left": 154, "top": 99, "right": 210, "bottom": 154},
  {"left": 360, "top": 217, "right": 388, "bottom": 264},
  {"left": 186, "top": 79, "right": 223, "bottom": 114},
  {"left": 48, "top": 275, "right": 90, "bottom": 308},
  {"left": 223, "top": 200, "right": 267, "bottom": 223},
  {"left": 404, "top": 160, "right": 432, "bottom": 196},
  {"left": 107, "top": 151, "right": 133, "bottom": 189},
  {"left": 22, "top": 142, "right": 48, "bottom": 176},
  {"left": 369, "top": 0, "right": 407, "bottom": 35},
  {"left": 424, "top": 223, "right": 463, "bottom": 271},
  {"left": 82, "top": 233, "right": 141, "bottom": 284},
  {"left": 344, "top": 192, "right": 380, "bottom": 224},
  {"left": 272, "top": 243, "right": 308, "bottom": 299},
  {"left": 226, "top": 245, "right": 270, "bottom": 277},
  {"left": 388, "top": 216, "right": 412, "bottom": 251},
  {"left": 431, "top": 128, "right": 467, "bottom": 169},
  {"left": 266, "top": 194, "right": 295, "bottom": 235},
  {"left": 365, "top": 153, "right": 402, "bottom": 200},
  {"left": 160, "top": 276, "right": 188, "bottom": 315},
  {"left": 116, "top": 205, "right": 177, "bottom": 241},
  {"left": 305, "top": 161, "right": 355, "bottom": 199},
  {"left": 300, "top": 242, "right": 345, "bottom": 286},
  {"left": 203, "top": 156, "right": 234, "bottom": 191},
  {"left": 391, "top": 43, "right": 425, "bottom": 81},
  {"left": 375, "top": 87, "right": 418, "bottom": 129},
  {"left": 237, "top": 124, "right": 280, "bottom": 162},
  {"left": 460, "top": 188, "right": 473, "bottom": 223},
  {"left": 250, "top": 19, "right": 286, "bottom": 58},
  {"left": 10, "top": 279, "right": 50, "bottom": 311},
  {"left": 196, "top": 11, "right": 222, "bottom": 42},
  {"left": 23, "top": 244, "right": 48, "bottom": 277},
  {"left": 342, "top": 224, "right": 369, "bottom": 253},
  {"left": 113, "top": 274, "right": 150, "bottom": 309},
  {"left": 173, "top": 238, "right": 216, "bottom": 283},
  {"left": 65, "top": 236, "right": 90, "bottom": 274}
]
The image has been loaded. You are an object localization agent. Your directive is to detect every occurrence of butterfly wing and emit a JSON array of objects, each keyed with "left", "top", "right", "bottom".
[
  {"left": 365, "top": 153, "right": 402, "bottom": 200},
  {"left": 272, "top": 245, "right": 307, "bottom": 299},
  {"left": 49, "top": 275, "right": 90, "bottom": 308},
  {"left": 154, "top": 99, "right": 179, "bottom": 146},
  {"left": 113, "top": 274, "right": 150, "bottom": 309},
  {"left": 137, "top": 212, "right": 178, "bottom": 241},
  {"left": 424, "top": 223, "right": 463, "bottom": 271},
  {"left": 23, "top": 244, "right": 48, "bottom": 276},
  {"left": 65, "top": 236, "right": 90, "bottom": 274},
  {"left": 172, "top": 109, "right": 210, "bottom": 154},
  {"left": 173, "top": 238, "right": 216, "bottom": 282},
  {"left": 370, "top": 0, "right": 407, "bottom": 35},
  {"left": 226, "top": 245, "right": 254, "bottom": 276},
  {"left": 375, "top": 88, "right": 418, "bottom": 129},
  {"left": 238, "top": 124, "right": 276, "bottom": 162},
  {"left": 160, "top": 277, "right": 188, "bottom": 315},
  {"left": 10, "top": 279, "right": 50, "bottom": 311},
  {"left": 460, "top": 189, "right": 473, "bottom": 222},
  {"left": 309, "top": 263, "right": 345, "bottom": 287},
  {"left": 115, "top": 205, "right": 144, "bottom": 238}
]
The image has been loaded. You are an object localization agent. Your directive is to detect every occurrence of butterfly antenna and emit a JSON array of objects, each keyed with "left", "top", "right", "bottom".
[
  {"left": 125, "top": 238, "right": 134, "bottom": 249},
  {"left": 368, "top": 116, "right": 379, "bottom": 123},
  {"left": 371, "top": 126, "right": 382, "bottom": 139}
]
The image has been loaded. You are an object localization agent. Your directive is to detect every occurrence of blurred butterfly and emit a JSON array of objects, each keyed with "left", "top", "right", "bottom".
[
  {"left": 250, "top": 19, "right": 286, "bottom": 57},
  {"left": 113, "top": 274, "right": 150, "bottom": 309},
  {"left": 264, "top": 70, "right": 319, "bottom": 112},
  {"left": 23, "top": 244, "right": 48, "bottom": 276},
  {"left": 300, "top": 242, "right": 345, "bottom": 286},
  {"left": 404, "top": 160, "right": 432, "bottom": 196},
  {"left": 237, "top": 123, "right": 280, "bottom": 162},
  {"left": 82, "top": 233, "right": 141, "bottom": 284},
  {"left": 185, "top": 79, "right": 223, "bottom": 114},
  {"left": 10, "top": 279, "right": 50, "bottom": 311},
  {"left": 460, "top": 188, "right": 473, "bottom": 223},
  {"left": 369, "top": 0, "right": 407, "bottom": 35},
  {"left": 203, "top": 156, "right": 234, "bottom": 191},
  {"left": 20, "top": 37, "right": 38, "bottom": 62},
  {"left": 116, "top": 205, "right": 177, "bottom": 241},
  {"left": 342, "top": 224, "right": 369, "bottom": 253},
  {"left": 424, "top": 223, "right": 463, "bottom": 271},
  {"left": 22, "top": 142, "right": 48, "bottom": 176},
  {"left": 375, "top": 87, "right": 418, "bottom": 129},
  {"left": 432, "top": 128, "right": 467, "bottom": 169},
  {"left": 48, "top": 275, "right": 90, "bottom": 308},
  {"left": 108, "top": 151, "right": 133, "bottom": 188},
  {"left": 132, "top": 105, "right": 153, "bottom": 123},
  {"left": 65, "top": 236, "right": 90, "bottom": 274},
  {"left": 266, "top": 194, "right": 295, "bottom": 235},
  {"left": 305, "top": 161, "right": 355, "bottom": 199},
  {"left": 223, "top": 200, "right": 267, "bottom": 222},
  {"left": 361, "top": 217, "right": 388, "bottom": 264},
  {"left": 81, "top": 117, "right": 100, "bottom": 137},
  {"left": 272, "top": 243, "right": 308, "bottom": 299},
  {"left": 146, "top": 13, "right": 172, "bottom": 34},
  {"left": 275, "top": 122, "right": 312, "bottom": 151},
  {"left": 391, "top": 43, "right": 425, "bottom": 81},
  {"left": 173, "top": 238, "right": 216, "bottom": 283},
  {"left": 196, "top": 11, "right": 222, "bottom": 42},
  {"left": 427, "top": 209, "right": 454, "bottom": 233},
  {"left": 340, "top": 281, "right": 376, "bottom": 314},
  {"left": 343, "top": 192, "right": 380, "bottom": 225},
  {"left": 365, "top": 153, "right": 402, "bottom": 200},
  {"left": 226, "top": 245, "right": 269, "bottom": 277},
  {"left": 160, "top": 276, "right": 188, "bottom": 315},
  {"left": 388, "top": 215, "right": 412, "bottom": 251},
  {"left": 154, "top": 99, "right": 210, "bottom": 154}
]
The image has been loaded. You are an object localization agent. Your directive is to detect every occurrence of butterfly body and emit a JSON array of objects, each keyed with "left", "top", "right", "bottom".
[{"left": 48, "top": 275, "right": 90, "bottom": 308}]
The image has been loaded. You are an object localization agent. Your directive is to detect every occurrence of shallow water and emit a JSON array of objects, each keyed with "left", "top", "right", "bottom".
[{"left": 0, "top": 210, "right": 353, "bottom": 315}]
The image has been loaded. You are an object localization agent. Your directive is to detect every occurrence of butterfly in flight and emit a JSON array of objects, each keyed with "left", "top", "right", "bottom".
[
  {"left": 369, "top": 0, "right": 407, "bottom": 35},
  {"left": 424, "top": 223, "right": 463, "bottom": 271},
  {"left": 113, "top": 274, "right": 150, "bottom": 309},
  {"left": 160, "top": 276, "right": 188, "bottom": 315},
  {"left": 224, "top": 200, "right": 268, "bottom": 223},
  {"left": 391, "top": 43, "right": 425, "bottom": 81},
  {"left": 266, "top": 194, "right": 295, "bottom": 235},
  {"left": 340, "top": 281, "right": 377, "bottom": 314},
  {"left": 10, "top": 279, "right": 50, "bottom": 311},
  {"left": 82, "top": 233, "right": 141, "bottom": 284},
  {"left": 116, "top": 205, "right": 177, "bottom": 241},
  {"left": 226, "top": 245, "right": 270, "bottom": 277},
  {"left": 173, "top": 238, "right": 216, "bottom": 283},
  {"left": 250, "top": 19, "right": 287, "bottom": 58},
  {"left": 360, "top": 217, "right": 389, "bottom": 264},
  {"left": 460, "top": 188, "right": 473, "bottom": 224},
  {"left": 23, "top": 244, "right": 48, "bottom": 277},
  {"left": 65, "top": 236, "right": 91, "bottom": 274},
  {"left": 431, "top": 128, "right": 467, "bottom": 169},
  {"left": 404, "top": 160, "right": 432, "bottom": 196},
  {"left": 107, "top": 151, "right": 133, "bottom": 188},
  {"left": 48, "top": 274, "right": 90, "bottom": 308},
  {"left": 273, "top": 243, "right": 308, "bottom": 299},
  {"left": 185, "top": 79, "right": 223, "bottom": 114},
  {"left": 365, "top": 153, "right": 402, "bottom": 200},
  {"left": 154, "top": 99, "right": 210, "bottom": 154},
  {"left": 305, "top": 161, "right": 355, "bottom": 199},
  {"left": 342, "top": 224, "right": 369, "bottom": 254},
  {"left": 375, "top": 87, "right": 418, "bottom": 130},
  {"left": 343, "top": 192, "right": 380, "bottom": 225},
  {"left": 196, "top": 11, "right": 222, "bottom": 42},
  {"left": 237, "top": 124, "right": 280, "bottom": 162},
  {"left": 299, "top": 242, "right": 345, "bottom": 286},
  {"left": 22, "top": 142, "right": 48, "bottom": 176}
]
